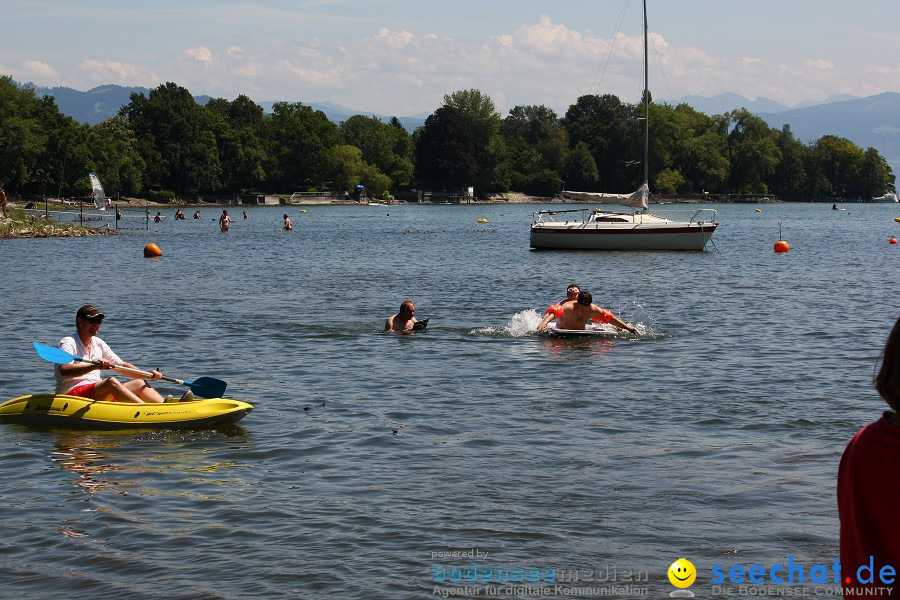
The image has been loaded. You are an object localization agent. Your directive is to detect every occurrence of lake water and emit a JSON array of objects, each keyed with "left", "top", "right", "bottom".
[{"left": 0, "top": 201, "right": 898, "bottom": 599}]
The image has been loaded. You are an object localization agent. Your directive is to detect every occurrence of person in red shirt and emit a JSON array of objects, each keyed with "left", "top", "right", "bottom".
[{"left": 838, "top": 315, "right": 900, "bottom": 589}]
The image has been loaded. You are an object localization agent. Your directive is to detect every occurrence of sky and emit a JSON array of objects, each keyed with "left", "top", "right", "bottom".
[{"left": 3, "top": 0, "right": 900, "bottom": 117}]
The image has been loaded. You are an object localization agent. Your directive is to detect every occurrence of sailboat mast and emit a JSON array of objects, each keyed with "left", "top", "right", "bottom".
[{"left": 642, "top": 0, "right": 649, "bottom": 188}]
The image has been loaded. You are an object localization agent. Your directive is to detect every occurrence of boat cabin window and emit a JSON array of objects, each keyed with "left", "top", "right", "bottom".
[{"left": 590, "top": 215, "right": 631, "bottom": 223}]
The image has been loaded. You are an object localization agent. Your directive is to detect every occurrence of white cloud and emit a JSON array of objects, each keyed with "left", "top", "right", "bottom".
[
  {"left": 77, "top": 60, "right": 158, "bottom": 87},
  {"left": 186, "top": 46, "right": 213, "bottom": 63},
  {"left": 373, "top": 27, "right": 414, "bottom": 49},
  {"left": 14, "top": 15, "right": 892, "bottom": 117},
  {"left": 804, "top": 59, "right": 835, "bottom": 71},
  {"left": 233, "top": 62, "right": 263, "bottom": 77},
  {"left": 20, "top": 60, "right": 58, "bottom": 79},
  {"left": 276, "top": 59, "right": 347, "bottom": 88},
  {"left": 865, "top": 63, "right": 900, "bottom": 76}
]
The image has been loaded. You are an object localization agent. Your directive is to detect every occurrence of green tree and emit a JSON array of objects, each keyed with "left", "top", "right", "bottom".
[
  {"left": 89, "top": 115, "right": 146, "bottom": 195},
  {"left": 207, "top": 95, "right": 269, "bottom": 192},
  {"left": 340, "top": 115, "right": 414, "bottom": 189},
  {"left": 766, "top": 124, "right": 808, "bottom": 198},
  {"left": 268, "top": 102, "right": 340, "bottom": 190},
  {"left": 648, "top": 102, "right": 728, "bottom": 194},
  {"left": 724, "top": 108, "right": 781, "bottom": 194},
  {"left": 388, "top": 117, "right": 415, "bottom": 187},
  {"left": 414, "top": 106, "right": 476, "bottom": 189},
  {"left": 858, "top": 147, "right": 895, "bottom": 198},
  {"left": 654, "top": 168, "right": 687, "bottom": 194},
  {"left": 810, "top": 135, "right": 864, "bottom": 197},
  {"left": 328, "top": 144, "right": 368, "bottom": 193},
  {"left": 121, "top": 82, "right": 222, "bottom": 194},
  {"left": 503, "top": 105, "right": 568, "bottom": 191},
  {"left": 562, "top": 94, "right": 638, "bottom": 192},
  {"left": 524, "top": 169, "right": 562, "bottom": 196},
  {"left": 564, "top": 141, "right": 599, "bottom": 190},
  {"left": 443, "top": 89, "right": 508, "bottom": 191},
  {"left": 32, "top": 95, "right": 91, "bottom": 195},
  {"left": 0, "top": 76, "right": 46, "bottom": 191}
]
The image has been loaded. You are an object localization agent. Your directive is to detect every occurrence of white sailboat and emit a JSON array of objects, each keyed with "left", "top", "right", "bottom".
[
  {"left": 88, "top": 172, "right": 108, "bottom": 211},
  {"left": 530, "top": 0, "right": 718, "bottom": 251},
  {"left": 871, "top": 192, "right": 898, "bottom": 203}
]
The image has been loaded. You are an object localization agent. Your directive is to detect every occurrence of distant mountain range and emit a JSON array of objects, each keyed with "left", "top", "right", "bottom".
[
  {"left": 15, "top": 81, "right": 427, "bottom": 132},
  {"left": 678, "top": 92, "right": 862, "bottom": 115},
  {"left": 756, "top": 93, "right": 900, "bottom": 177},
  {"left": 677, "top": 92, "right": 900, "bottom": 177},
  {"left": 15, "top": 81, "right": 900, "bottom": 177}
]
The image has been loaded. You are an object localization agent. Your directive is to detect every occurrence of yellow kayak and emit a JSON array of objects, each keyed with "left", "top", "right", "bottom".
[{"left": 0, "top": 394, "right": 252, "bottom": 429}]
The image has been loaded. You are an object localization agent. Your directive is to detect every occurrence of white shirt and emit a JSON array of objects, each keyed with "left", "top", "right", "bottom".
[{"left": 54, "top": 332, "right": 122, "bottom": 394}]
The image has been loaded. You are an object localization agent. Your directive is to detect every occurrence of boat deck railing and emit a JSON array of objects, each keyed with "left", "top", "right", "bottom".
[
  {"left": 532, "top": 207, "right": 718, "bottom": 226},
  {"left": 650, "top": 207, "right": 718, "bottom": 226},
  {"left": 532, "top": 208, "right": 600, "bottom": 225}
]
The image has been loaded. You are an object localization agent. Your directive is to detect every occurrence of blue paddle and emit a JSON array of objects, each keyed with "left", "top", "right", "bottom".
[{"left": 33, "top": 342, "right": 227, "bottom": 398}]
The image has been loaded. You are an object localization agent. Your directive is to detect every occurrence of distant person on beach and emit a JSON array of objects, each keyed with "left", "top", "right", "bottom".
[
  {"left": 193, "top": 209, "right": 201, "bottom": 219},
  {"left": 55, "top": 305, "right": 179, "bottom": 404},
  {"left": 175, "top": 208, "right": 185, "bottom": 220},
  {"left": 537, "top": 290, "right": 639, "bottom": 333},
  {"left": 0, "top": 186, "right": 7, "bottom": 218},
  {"left": 154, "top": 211, "right": 163, "bottom": 223},
  {"left": 283, "top": 214, "right": 293, "bottom": 231},
  {"left": 839, "top": 315, "right": 900, "bottom": 580},
  {"left": 219, "top": 209, "right": 233, "bottom": 232},
  {"left": 385, "top": 300, "right": 418, "bottom": 332},
  {"left": 537, "top": 284, "right": 581, "bottom": 330}
]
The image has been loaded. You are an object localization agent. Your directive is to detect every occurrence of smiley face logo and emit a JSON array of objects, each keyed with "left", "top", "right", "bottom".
[{"left": 668, "top": 558, "right": 696, "bottom": 588}]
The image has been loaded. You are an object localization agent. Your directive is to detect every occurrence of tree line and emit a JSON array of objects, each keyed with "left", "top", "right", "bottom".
[{"left": 0, "top": 76, "right": 894, "bottom": 201}]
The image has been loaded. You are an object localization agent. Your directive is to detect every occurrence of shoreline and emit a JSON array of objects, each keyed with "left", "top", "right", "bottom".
[{"left": 9, "top": 194, "right": 894, "bottom": 213}]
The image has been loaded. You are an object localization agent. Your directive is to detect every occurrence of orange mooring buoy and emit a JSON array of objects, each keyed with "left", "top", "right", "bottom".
[
  {"left": 891, "top": 236, "right": 898, "bottom": 245},
  {"left": 143, "top": 242, "right": 163, "bottom": 258},
  {"left": 774, "top": 222, "right": 789, "bottom": 253}
]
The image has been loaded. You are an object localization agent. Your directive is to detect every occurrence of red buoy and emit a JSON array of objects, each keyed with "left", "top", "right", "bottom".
[
  {"left": 891, "top": 237, "right": 898, "bottom": 245},
  {"left": 774, "top": 240, "right": 790, "bottom": 253},
  {"left": 143, "top": 243, "right": 162, "bottom": 258}
]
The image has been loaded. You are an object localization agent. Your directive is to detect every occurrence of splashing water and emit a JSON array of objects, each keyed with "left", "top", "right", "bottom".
[
  {"left": 473, "top": 305, "right": 659, "bottom": 338},
  {"left": 507, "top": 309, "right": 544, "bottom": 336},
  {"left": 613, "top": 300, "right": 657, "bottom": 336},
  {"left": 472, "top": 309, "right": 544, "bottom": 337}
]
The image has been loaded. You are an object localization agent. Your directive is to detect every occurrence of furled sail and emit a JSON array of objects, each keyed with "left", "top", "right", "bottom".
[
  {"left": 561, "top": 183, "right": 649, "bottom": 210},
  {"left": 88, "top": 172, "right": 107, "bottom": 210}
]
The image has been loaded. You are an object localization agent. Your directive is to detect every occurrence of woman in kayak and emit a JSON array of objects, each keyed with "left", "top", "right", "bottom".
[{"left": 55, "top": 305, "right": 171, "bottom": 403}]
